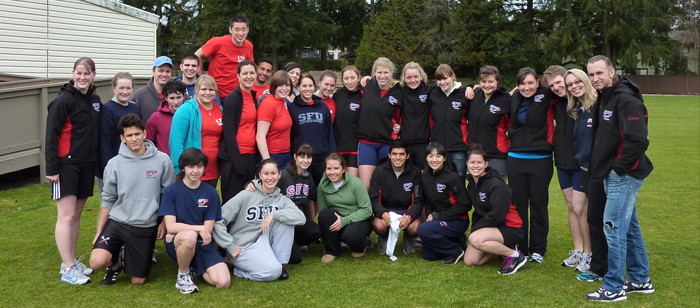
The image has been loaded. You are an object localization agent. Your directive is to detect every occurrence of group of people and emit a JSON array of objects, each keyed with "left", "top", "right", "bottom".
[{"left": 44, "top": 15, "right": 654, "bottom": 302}]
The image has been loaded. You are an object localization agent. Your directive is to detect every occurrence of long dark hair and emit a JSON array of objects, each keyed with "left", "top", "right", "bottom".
[
  {"left": 291, "top": 143, "right": 314, "bottom": 177},
  {"left": 425, "top": 142, "right": 453, "bottom": 172}
]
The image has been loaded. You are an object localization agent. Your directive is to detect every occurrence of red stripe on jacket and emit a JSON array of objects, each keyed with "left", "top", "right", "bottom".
[{"left": 58, "top": 116, "right": 72, "bottom": 157}]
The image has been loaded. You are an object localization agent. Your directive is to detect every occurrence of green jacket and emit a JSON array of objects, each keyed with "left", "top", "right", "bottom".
[{"left": 317, "top": 172, "right": 372, "bottom": 227}]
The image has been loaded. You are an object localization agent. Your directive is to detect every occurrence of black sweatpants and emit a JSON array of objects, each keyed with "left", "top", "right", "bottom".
[
  {"left": 220, "top": 154, "right": 257, "bottom": 204},
  {"left": 308, "top": 155, "right": 327, "bottom": 188},
  {"left": 582, "top": 169, "right": 608, "bottom": 276},
  {"left": 507, "top": 156, "right": 553, "bottom": 256},
  {"left": 318, "top": 208, "right": 372, "bottom": 256},
  {"left": 288, "top": 220, "right": 322, "bottom": 264}
]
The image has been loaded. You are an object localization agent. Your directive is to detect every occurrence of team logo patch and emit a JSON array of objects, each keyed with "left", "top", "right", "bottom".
[
  {"left": 436, "top": 183, "right": 446, "bottom": 193},
  {"left": 284, "top": 101, "right": 288, "bottom": 109},
  {"left": 403, "top": 182, "right": 413, "bottom": 192},
  {"left": 237, "top": 55, "right": 246, "bottom": 62},
  {"left": 216, "top": 118, "right": 223, "bottom": 126},
  {"left": 489, "top": 104, "right": 500, "bottom": 114},
  {"left": 198, "top": 199, "right": 209, "bottom": 207},
  {"left": 419, "top": 95, "right": 428, "bottom": 103},
  {"left": 93, "top": 103, "right": 101, "bottom": 111},
  {"left": 440, "top": 221, "right": 448, "bottom": 227},
  {"left": 388, "top": 96, "right": 398, "bottom": 105},
  {"left": 603, "top": 110, "right": 613, "bottom": 121},
  {"left": 98, "top": 236, "right": 110, "bottom": 245},
  {"left": 587, "top": 118, "right": 593, "bottom": 127},
  {"left": 145, "top": 170, "right": 158, "bottom": 178},
  {"left": 534, "top": 94, "right": 544, "bottom": 102},
  {"left": 349, "top": 103, "right": 360, "bottom": 111},
  {"left": 451, "top": 101, "right": 462, "bottom": 110},
  {"left": 479, "top": 192, "right": 487, "bottom": 202}
]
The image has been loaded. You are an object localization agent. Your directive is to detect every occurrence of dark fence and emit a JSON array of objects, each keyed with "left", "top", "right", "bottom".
[{"left": 625, "top": 75, "right": 700, "bottom": 95}]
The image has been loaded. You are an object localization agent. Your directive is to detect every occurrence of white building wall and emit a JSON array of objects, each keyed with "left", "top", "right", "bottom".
[{"left": 0, "top": 0, "right": 50, "bottom": 77}]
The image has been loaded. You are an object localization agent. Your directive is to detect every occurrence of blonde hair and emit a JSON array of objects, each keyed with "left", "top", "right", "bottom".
[
  {"left": 401, "top": 62, "right": 428, "bottom": 84},
  {"left": 371, "top": 57, "right": 399, "bottom": 87},
  {"left": 565, "top": 69, "right": 597, "bottom": 120},
  {"left": 195, "top": 75, "right": 218, "bottom": 98}
]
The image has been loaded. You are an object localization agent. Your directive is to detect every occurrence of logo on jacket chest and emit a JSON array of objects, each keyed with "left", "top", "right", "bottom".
[
  {"left": 198, "top": 199, "right": 209, "bottom": 207},
  {"left": 587, "top": 118, "right": 593, "bottom": 127},
  {"left": 237, "top": 55, "right": 246, "bottom": 62},
  {"left": 534, "top": 94, "right": 544, "bottom": 103},
  {"left": 145, "top": 170, "right": 158, "bottom": 178},
  {"left": 349, "top": 103, "right": 360, "bottom": 111},
  {"left": 451, "top": 101, "right": 462, "bottom": 110},
  {"left": 216, "top": 118, "right": 223, "bottom": 126},
  {"left": 479, "top": 192, "right": 487, "bottom": 202},
  {"left": 388, "top": 96, "right": 398, "bottom": 105},
  {"left": 402, "top": 182, "right": 413, "bottom": 192},
  {"left": 245, "top": 204, "right": 281, "bottom": 221},
  {"left": 93, "top": 103, "right": 101, "bottom": 111},
  {"left": 603, "top": 110, "right": 613, "bottom": 121},
  {"left": 436, "top": 183, "right": 446, "bottom": 193},
  {"left": 419, "top": 95, "right": 428, "bottom": 103},
  {"left": 489, "top": 104, "right": 500, "bottom": 114},
  {"left": 286, "top": 184, "right": 309, "bottom": 198},
  {"left": 298, "top": 112, "right": 324, "bottom": 125}
]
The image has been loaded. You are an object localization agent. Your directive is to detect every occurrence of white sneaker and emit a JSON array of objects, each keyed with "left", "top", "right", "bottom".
[
  {"left": 60, "top": 265, "right": 91, "bottom": 285},
  {"left": 529, "top": 252, "right": 544, "bottom": 263},
  {"left": 59, "top": 256, "right": 93, "bottom": 275},
  {"left": 575, "top": 253, "right": 592, "bottom": 272},
  {"left": 562, "top": 250, "right": 582, "bottom": 267},
  {"left": 176, "top": 272, "right": 199, "bottom": 294}
]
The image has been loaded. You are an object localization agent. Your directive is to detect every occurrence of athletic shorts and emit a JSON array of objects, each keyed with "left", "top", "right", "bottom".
[
  {"left": 165, "top": 237, "right": 225, "bottom": 277},
  {"left": 358, "top": 142, "right": 389, "bottom": 166},
  {"left": 487, "top": 158, "right": 507, "bottom": 176},
  {"left": 51, "top": 163, "right": 95, "bottom": 200},
  {"left": 556, "top": 168, "right": 583, "bottom": 192},
  {"left": 340, "top": 153, "right": 358, "bottom": 168},
  {"left": 498, "top": 225, "right": 524, "bottom": 249},
  {"left": 92, "top": 219, "right": 157, "bottom": 278}
]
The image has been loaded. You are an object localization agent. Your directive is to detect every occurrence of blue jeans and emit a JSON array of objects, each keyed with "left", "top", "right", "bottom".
[
  {"left": 448, "top": 151, "right": 467, "bottom": 179},
  {"left": 601, "top": 171, "right": 650, "bottom": 292}
]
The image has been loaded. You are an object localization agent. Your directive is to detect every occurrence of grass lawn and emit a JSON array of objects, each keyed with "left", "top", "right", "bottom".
[{"left": 0, "top": 96, "right": 698, "bottom": 307}]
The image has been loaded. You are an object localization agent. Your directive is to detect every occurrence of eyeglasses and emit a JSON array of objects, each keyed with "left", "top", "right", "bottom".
[{"left": 566, "top": 79, "right": 583, "bottom": 88}]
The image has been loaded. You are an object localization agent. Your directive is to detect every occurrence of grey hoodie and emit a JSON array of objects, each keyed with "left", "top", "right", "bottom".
[
  {"left": 213, "top": 180, "right": 305, "bottom": 254},
  {"left": 101, "top": 139, "right": 175, "bottom": 227}
]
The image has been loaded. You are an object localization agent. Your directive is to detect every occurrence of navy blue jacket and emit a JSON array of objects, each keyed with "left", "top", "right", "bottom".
[
  {"left": 288, "top": 95, "right": 336, "bottom": 156},
  {"left": 97, "top": 99, "right": 141, "bottom": 178}
]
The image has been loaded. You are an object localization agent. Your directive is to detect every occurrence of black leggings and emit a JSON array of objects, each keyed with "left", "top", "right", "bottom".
[
  {"left": 318, "top": 208, "right": 372, "bottom": 256},
  {"left": 582, "top": 169, "right": 608, "bottom": 276},
  {"left": 219, "top": 154, "right": 257, "bottom": 204},
  {"left": 288, "top": 220, "right": 322, "bottom": 264}
]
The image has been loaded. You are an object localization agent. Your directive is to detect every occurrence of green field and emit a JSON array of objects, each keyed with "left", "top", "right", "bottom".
[{"left": 1, "top": 96, "right": 698, "bottom": 307}]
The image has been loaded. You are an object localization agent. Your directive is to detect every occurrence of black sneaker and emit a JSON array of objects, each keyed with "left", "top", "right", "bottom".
[
  {"left": 101, "top": 265, "right": 122, "bottom": 286},
  {"left": 441, "top": 250, "right": 465, "bottom": 265},
  {"left": 624, "top": 280, "right": 655, "bottom": 294},
  {"left": 278, "top": 267, "right": 289, "bottom": 280},
  {"left": 586, "top": 287, "right": 627, "bottom": 302},
  {"left": 498, "top": 252, "right": 527, "bottom": 275}
]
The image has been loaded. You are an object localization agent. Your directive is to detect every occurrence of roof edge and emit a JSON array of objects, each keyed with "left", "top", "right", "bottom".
[{"left": 82, "top": 0, "right": 160, "bottom": 24}]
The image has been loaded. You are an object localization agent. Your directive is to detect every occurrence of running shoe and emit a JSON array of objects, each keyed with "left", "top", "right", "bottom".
[
  {"left": 442, "top": 250, "right": 465, "bottom": 265},
  {"left": 101, "top": 264, "right": 122, "bottom": 286},
  {"left": 61, "top": 265, "right": 91, "bottom": 285},
  {"left": 498, "top": 252, "right": 527, "bottom": 275},
  {"left": 176, "top": 271, "right": 199, "bottom": 294},
  {"left": 403, "top": 236, "right": 417, "bottom": 255},
  {"left": 377, "top": 236, "right": 388, "bottom": 255},
  {"left": 624, "top": 279, "right": 655, "bottom": 294},
  {"left": 562, "top": 249, "right": 582, "bottom": 267},
  {"left": 364, "top": 236, "right": 373, "bottom": 250},
  {"left": 60, "top": 256, "right": 93, "bottom": 275},
  {"left": 576, "top": 270, "right": 604, "bottom": 282},
  {"left": 586, "top": 288, "right": 627, "bottom": 302},
  {"left": 529, "top": 252, "right": 544, "bottom": 263},
  {"left": 575, "top": 253, "right": 592, "bottom": 272}
]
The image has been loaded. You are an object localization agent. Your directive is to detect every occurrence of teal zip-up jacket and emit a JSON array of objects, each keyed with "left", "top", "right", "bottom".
[
  {"left": 317, "top": 172, "right": 372, "bottom": 227},
  {"left": 169, "top": 97, "right": 223, "bottom": 174}
]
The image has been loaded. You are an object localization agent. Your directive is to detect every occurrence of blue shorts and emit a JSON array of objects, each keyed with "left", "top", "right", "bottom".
[
  {"left": 165, "top": 238, "right": 225, "bottom": 277},
  {"left": 557, "top": 168, "right": 583, "bottom": 192},
  {"left": 358, "top": 142, "right": 389, "bottom": 166}
]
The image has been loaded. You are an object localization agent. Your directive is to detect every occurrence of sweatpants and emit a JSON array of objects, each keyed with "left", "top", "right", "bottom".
[
  {"left": 318, "top": 208, "right": 372, "bottom": 256},
  {"left": 583, "top": 170, "right": 608, "bottom": 276},
  {"left": 507, "top": 156, "right": 553, "bottom": 256},
  {"left": 288, "top": 220, "right": 322, "bottom": 264},
  {"left": 220, "top": 154, "right": 257, "bottom": 204},
  {"left": 231, "top": 221, "right": 294, "bottom": 282},
  {"left": 416, "top": 219, "right": 469, "bottom": 261}
]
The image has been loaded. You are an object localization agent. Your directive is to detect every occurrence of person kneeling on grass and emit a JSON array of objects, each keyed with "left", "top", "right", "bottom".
[
  {"left": 462, "top": 144, "right": 526, "bottom": 275},
  {"left": 214, "top": 158, "right": 306, "bottom": 281},
  {"left": 90, "top": 114, "right": 175, "bottom": 286},
  {"left": 414, "top": 142, "right": 472, "bottom": 264},
  {"left": 160, "top": 148, "right": 230, "bottom": 294}
]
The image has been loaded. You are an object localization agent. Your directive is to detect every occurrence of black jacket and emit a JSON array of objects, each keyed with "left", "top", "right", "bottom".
[
  {"left": 357, "top": 80, "right": 402, "bottom": 143},
  {"left": 406, "top": 164, "right": 471, "bottom": 226},
  {"left": 590, "top": 76, "right": 653, "bottom": 181},
  {"left": 429, "top": 86, "right": 469, "bottom": 152},
  {"left": 553, "top": 97, "right": 579, "bottom": 169},
  {"left": 218, "top": 86, "right": 258, "bottom": 174},
  {"left": 400, "top": 82, "right": 432, "bottom": 144},
  {"left": 369, "top": 160, "right": 423, "bottom": 217},
  {"left": 278, "top": 163, "right": 316, "bottom": 212},
  {"left": 467, "top": 87, "right": 511, "bottom": 159},
  {"left": 333, "top": 86, "right": 363, "bottom": 152},
  {"left": 45, "top": 81, "right": 101, "bottom": 175},
  {"left": 467, "top": 168, "right": 522, "bottom": 232},
  {"left": 508, "top": 85, "right": 557, "bottom": 153}
]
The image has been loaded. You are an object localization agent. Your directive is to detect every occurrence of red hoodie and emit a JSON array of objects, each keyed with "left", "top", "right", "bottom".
[{"left": 145, "top": 100, "right": 174, "bottom": 155}]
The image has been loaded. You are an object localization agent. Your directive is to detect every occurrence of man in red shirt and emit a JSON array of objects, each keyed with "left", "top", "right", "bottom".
[
  {"left": 195, "top": 15, "right": 254, "bottom": 100},
  {"left": 252, "top": 59, "right": 273, "bottom": 101}
]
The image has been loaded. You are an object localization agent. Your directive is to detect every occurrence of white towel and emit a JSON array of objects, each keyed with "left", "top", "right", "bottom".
[{"left": 386, "top": 212, "right": 402, "bottom": 261}]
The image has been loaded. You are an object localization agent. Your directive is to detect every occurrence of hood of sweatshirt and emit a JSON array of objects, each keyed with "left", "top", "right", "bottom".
[
  {"left": 59, "top": 80, "right": 96, "bottom": 98},
  {"left": 118, "top": 139, "right": 159, "bottom": 160},
  {"left": 611, "top": 76, "right": 643, "bottom": 100},
  {"left": 252, "top": 177, "right": 283, "bottom": 196},
  {"left": 284, "top": 163, "right": 310, "bottom": 178},
  {"left": 156, "top": 99, "right": 173, "bottom": 114},
  {"left": 292, "top": 94, "right": 324, "bottom": 107},
  {"left": 319, "top": 171, "right": 349, "bottom": 194},
  {"left": 466, "top": 167, "right": 501, "bottom": 183},
  {"left": 441, "top": 81, "right": 463, "bottom": 96}
]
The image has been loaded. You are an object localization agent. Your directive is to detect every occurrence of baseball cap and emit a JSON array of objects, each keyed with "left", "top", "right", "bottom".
[{"left": 153, "top": 56, "right": 173, "bottom": 68}]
